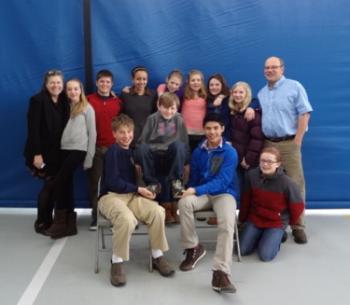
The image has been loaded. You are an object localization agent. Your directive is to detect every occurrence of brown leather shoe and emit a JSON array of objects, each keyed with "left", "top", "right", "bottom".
[
  {"left": 162, "top": 203, "right": 175, "bottom": 224},
  {"left": 292, "top": 229, "right": 308, "bottom": 244},
  {"left": 111, "top": 262, "right": 126, "bottom": 287},
  {"left": 152, "top": 256, "right": 175, "bottom": 277},
  {"left": 212, "top": 270, "right": 237, "bottom": 293},
  {"left": 171, "top": 202, "right": 180, "bottom": 224}
]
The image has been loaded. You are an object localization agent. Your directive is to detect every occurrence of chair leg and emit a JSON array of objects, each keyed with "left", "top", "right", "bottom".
[
  {"left": 235, "top": 221, "right": 242, "bottom": 262},
  {"left": 101, "top": 226, "right": 106, "bottom": 249},
  {"left": 95, "top": 225, "right": 100, "bottom": 273},
  {"left": 148, "top": 240, "right": 153, "bottom": 272}
]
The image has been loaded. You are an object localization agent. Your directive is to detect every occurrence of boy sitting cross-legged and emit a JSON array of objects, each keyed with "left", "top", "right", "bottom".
[
  {"left": 98, "top": 114, "right": 175, "bottom": 287},
  {"left": 134, "top": 92, "right": 189, "bottom": 224}
]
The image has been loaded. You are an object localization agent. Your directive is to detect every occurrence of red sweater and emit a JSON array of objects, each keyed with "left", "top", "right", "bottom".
[
  {"left": 87, "top": 93, "right": 122, "bottom": 147},
  {"left": 239, "top": 167, "right": 304, "bottom": 229}
]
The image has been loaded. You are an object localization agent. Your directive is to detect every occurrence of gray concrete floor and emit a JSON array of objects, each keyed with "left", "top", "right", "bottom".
[{"left": 1, "top": 209, "right": 350, "bottom": 305}]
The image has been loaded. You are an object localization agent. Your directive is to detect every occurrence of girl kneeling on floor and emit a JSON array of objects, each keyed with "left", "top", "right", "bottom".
[{"left": 238, "top": 147, "right": 305, "bottom": 261}]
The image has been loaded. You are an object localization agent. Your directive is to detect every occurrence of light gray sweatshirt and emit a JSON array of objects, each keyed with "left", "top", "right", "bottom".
[{"left": 61, "top": 103, "right": 96, "bottom": 168}]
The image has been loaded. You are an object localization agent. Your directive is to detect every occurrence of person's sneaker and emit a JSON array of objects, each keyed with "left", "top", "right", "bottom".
[
  {"left": 172, "top": 179, "right": 184, "bottom": 199},
  {"left": 110, "top": 262, "right": 126, "bottom": 287},
  {"left": 281, "top": 230, "right": 288, "bottom": 243},
  {"left": 152, "top": 256, "right": 175, "bottom": 277},
  {"left": 292, "top": 229, "right": 308, "bottom": 244},
  {"left": 146, "top": 183, "right": 162, "bottom": 195},
  {"left": 89, "top": 217, "right": 97, "bottom": 231},
  {"left": 179, "top": 244, "right": 206, "bottom": 271},
  {"left": 212, "top": 270, "right": 237, "bottom": 293}
]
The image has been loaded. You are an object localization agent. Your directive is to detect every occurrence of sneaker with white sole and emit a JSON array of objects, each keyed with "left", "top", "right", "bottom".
[{"left": 179, "top": 244, "right": 206, "bottom": 271}]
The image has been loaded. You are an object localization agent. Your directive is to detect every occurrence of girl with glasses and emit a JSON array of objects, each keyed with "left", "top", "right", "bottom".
[{"left": 238, "top": 147, "right": 305, "bottom": 261}]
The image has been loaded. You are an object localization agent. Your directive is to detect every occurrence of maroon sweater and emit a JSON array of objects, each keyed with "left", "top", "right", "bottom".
[
  {"left": 239, "top": 167, "right": 304, "bottom": 229},
  {"left": 229, "top": 109, "right": 264, "bottom": 168},
  {"left": 87, "top": 93, "right": 122, "bottom": 147}
]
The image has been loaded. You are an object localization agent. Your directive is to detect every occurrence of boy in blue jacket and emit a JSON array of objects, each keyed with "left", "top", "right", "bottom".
[
  {"left": 178, "top": 113, "right": 238, "bottom": 293},
  {"left": 98, "top": 114, "right": 174, "bottom": 287}
]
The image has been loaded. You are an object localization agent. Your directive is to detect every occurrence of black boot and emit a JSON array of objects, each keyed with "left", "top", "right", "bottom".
[
  {"left": 45, "top": 209, "right": 67, "bottom": 239},
  {"left": 66, "top": 211, "right": 78, "bottom": 237},
  {"left": 35, "top": 179, "right": 55, "bottom": 235}
]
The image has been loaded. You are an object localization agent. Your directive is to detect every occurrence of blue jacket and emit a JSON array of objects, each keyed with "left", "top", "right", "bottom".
[{"left": 189, "top": 140, "right": 238, "bottom": 198}]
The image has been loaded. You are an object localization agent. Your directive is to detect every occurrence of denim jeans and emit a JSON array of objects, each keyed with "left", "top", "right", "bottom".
[
  {"left": 240, "top": 222, "right": 284, "bottom": 261},
  {"left": 135, "top": 140, "right": 187, "bottom": 185}
]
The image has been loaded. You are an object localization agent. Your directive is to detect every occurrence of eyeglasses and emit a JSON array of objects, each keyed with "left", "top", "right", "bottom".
[
  {"left": 260, "top": 159, "right": 279, "bottom": 165},
  {"left": 264, "top": 65, "right": 283, "bottom": 70}
]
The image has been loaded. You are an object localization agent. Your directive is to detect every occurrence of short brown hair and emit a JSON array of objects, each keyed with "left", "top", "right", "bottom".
[
  {"left": 111, "top": 114, "right": 134, "bottom": 132},
  {"left": 158, "top": 92, "right": 180, "bottom": 108},
  {"left": 96, "top": 69, "right": 113, "bottom": 81},
  {"left": 261, "top": 147, "right": 282, "bottom": 162}
]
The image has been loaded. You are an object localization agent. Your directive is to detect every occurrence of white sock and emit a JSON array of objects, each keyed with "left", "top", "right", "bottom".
[
  {"left": 151, "top": 249, "right": 163, "bottom": 259},
  {"left": 112, "top": 254, "right": 123, "bottom": 263}
]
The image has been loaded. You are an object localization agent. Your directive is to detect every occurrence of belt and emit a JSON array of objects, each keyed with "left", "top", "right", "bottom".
[{"left": 265, "top": 135, "right": 295, "bottom": 142}]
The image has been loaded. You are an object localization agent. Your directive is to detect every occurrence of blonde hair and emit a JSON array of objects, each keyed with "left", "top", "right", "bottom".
[
  {"left": 228, "top": 81, "right": 252, "bottom": 114},
  {"left": 184, "top": 70, "right": 207, "bottom": 100},
  {"left": 66, "top": 78, "right": 89, "bottom": 118}
]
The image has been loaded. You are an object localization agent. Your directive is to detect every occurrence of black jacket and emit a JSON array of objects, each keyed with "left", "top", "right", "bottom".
[{"left": 24, "top": 90, "right": 70, "bottom": 176}]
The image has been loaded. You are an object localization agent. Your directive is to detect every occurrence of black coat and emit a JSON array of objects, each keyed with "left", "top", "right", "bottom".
[{"left": 24, "top": 90, "right": 70, "bottom": 176}]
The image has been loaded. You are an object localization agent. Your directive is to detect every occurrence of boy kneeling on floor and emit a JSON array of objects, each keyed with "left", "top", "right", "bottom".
[{"left": 98, "top": 114, "right": 174, "bottom": 287}]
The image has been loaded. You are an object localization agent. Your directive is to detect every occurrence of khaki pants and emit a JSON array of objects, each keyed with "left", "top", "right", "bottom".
[
  {"left": 264, "top": 139, "right": 305, "bottom": 228},
  {"left": 98, "top": 192, "right": 169, "bottom": 261},
  {"left": 178, "top": 194, "right": 236, "bottom": 275}
]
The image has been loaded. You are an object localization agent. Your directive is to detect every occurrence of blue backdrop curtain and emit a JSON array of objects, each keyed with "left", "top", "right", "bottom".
[{"left": 1, "top": 0, "right": 349, "bottom": 208}]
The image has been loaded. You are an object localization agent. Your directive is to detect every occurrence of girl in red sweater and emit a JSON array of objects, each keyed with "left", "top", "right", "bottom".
[{"left": 238, "top": 147, "right": 304, "bottom": 261}]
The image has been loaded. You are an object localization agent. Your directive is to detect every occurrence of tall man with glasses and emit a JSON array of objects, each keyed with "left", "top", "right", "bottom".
[{"left": 258, "top": 56, "right": 313, "bottom": 244}]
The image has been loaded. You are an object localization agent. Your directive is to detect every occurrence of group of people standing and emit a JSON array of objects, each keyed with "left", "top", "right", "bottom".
[{"left": 24, "top": 56, "right": 312, "bottom": 293}]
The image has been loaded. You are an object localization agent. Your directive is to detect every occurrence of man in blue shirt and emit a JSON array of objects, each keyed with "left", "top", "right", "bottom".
[
  {"left": 178, "top": 113, "right": 238, "bottom": 294},
  {"left": 258, "top": 56, "right": 313, "bottom": 244}
]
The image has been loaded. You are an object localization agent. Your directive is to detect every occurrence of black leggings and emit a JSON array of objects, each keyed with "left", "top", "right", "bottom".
[
  {"left": 54, "top": 150, "right": 86, "bottom": 211},
  {"left": 36, "top": 177, "right": 55, "bottom": 224}
]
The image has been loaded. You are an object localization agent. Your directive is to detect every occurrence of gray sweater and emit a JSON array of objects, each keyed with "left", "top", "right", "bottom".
[
  {"left": 61, "top": 103, "right": 96, "bottom": 168},
  {"left": 138, "top": 111, "right": 189, "bottom": 151}
]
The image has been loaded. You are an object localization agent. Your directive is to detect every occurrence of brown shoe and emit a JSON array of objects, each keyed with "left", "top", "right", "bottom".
[
  {"left": 111, "top": 262, "right": 126, "bottom": 287},
  {"left": 212, "top": 270, "right": 237, "bottom": 293},
  {"left": 207, "top": 217, "right": 217, "bottom": 225},
  {"left": 162, "top": 203, "right": 175, "bottom": 224},
  {"left": 171, "top": 202, "right": 180, "bottom": 224},
  {"left": 179, "top": 244, "right": 206, "bottom": 271},
  {"left": 292, "top": 229, "right": 308, "bottom": 244},
  {"left": 152, "top": 256, "right": 175, "bottom": 277}
]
